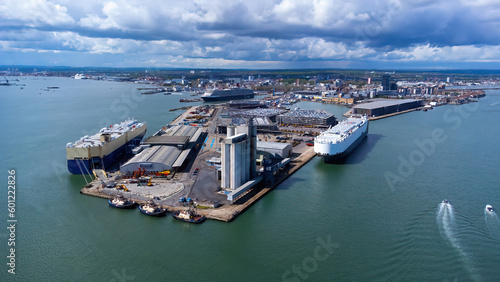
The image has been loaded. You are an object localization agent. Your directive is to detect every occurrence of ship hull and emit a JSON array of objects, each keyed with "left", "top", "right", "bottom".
[
  {"left": 322, "top": 128, "right": 368, "bottom": 163},
  {"left": 172, "top": 211, "right": 206, "bottom": 223},
  {"left": 201, "top": 93, "right": 254, "bottom": 102},
  {"left": 108, "top": 199, "right": 137, "bottom": 209},
  {"left": 138, "top": 205, "right": 167, "bottom": 217},
  {"left": 314, "top": 118, "right": 369, "bottom": 163},
  {"left": 67, "top": 129, "right": 146, "bottom": 174}
]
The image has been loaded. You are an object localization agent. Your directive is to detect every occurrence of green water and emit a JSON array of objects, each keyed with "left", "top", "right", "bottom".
[{"left": 1, "top": 77, "right": 500, "bottom": 281}]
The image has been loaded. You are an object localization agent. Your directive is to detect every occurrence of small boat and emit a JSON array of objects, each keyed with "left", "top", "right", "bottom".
[
  {"left": 108, "top": 194, "right": 137, "bottom": 209},
  {"left": 172, "top": 209, "right": 205, "bottom": 223},
  {"left": 486, "top": 205, "right": 495, "bottom": 213},
  {"left": 138, "top": 200, "right": 167, "bottom": 216},
  {"left": 442, "top": 199, "right": 449, "bottom": 204}
]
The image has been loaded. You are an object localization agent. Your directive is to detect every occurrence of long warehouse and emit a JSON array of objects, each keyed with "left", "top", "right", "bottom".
[{"left": 352, "top": 99, "right": 422, "bottom": 117}]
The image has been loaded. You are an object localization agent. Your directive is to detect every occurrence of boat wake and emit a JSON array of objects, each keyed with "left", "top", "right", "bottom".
[
  {"left": 484, "top": 209, "right": 500, "bottom": 234},
  {"left": 437, "top": 202, "right": 458, "bottom": 249},
  {"left": 436, "top": 202, "right": 480, "bottom": 280}
]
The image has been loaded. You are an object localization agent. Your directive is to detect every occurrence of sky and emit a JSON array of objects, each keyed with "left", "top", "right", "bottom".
[{"left": 1, "top": 0, "right": 500, "bottom": 69}]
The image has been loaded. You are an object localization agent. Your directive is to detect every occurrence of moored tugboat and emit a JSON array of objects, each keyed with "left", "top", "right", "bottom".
[
  {"left": 172, "top": 209, "right": 206, "bottom": 223},
  {"left": 108, "top": 194, "right": 137, "bottom": 209},
  {"left": 138, "top": 200, "right": 167, "bottom": 217}
]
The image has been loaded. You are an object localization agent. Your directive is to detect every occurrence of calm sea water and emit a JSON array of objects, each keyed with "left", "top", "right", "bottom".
[{"left": 1, "top": 77, "right": 500, "bottom": 281}]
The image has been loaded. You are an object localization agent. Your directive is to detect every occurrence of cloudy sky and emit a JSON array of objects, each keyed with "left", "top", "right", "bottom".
[{"left": 1, "top": 0, "right": 500, "bottom": 69}]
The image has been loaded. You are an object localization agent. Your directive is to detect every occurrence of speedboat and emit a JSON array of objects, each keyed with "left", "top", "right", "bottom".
[
  {"left": 108, "top": 194, "right": 136, "bottom": 209},
  {"left": 485, "top": 205, "right": 495, "bottom": 213},
  {"left": 442, "top": 199, "right": 449, "bottom": 204},
  {"left": 138, "top": 200, "right": 167, "bottom": 216}
]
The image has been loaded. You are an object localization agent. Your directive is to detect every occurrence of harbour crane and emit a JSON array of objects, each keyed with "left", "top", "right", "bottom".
[{"left": 1, "top": 76, "right": 11, "bottom": 86}]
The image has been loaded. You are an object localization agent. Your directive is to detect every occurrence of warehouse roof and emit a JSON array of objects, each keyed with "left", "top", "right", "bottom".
[
  {"left": 257, "top": 141, "right": 292, "bottom": 150},
  {"left": 279, "top": 109, "right": 333, "bottom": 118},
  {"left": 143, "top": 135, "right": 190, "bottom": 147},
  {"left": 354, "top": 99, "right": 421, "bottom": 110},
  {"left": 121, "top": 146, "right": 181, "bottom": 172},
  {"left": 165, "top": 125, "right": 199, "bottom": 138}
]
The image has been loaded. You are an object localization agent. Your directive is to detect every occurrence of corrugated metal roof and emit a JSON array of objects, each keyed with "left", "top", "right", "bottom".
[
  {"left": 253, "top": 117, "right": 264, "bottom": 125},
  {"left": 280, "top": 109, "right": 333, "bottom": 118},
  {"left": 172, "top": 149, "right": 191, "bottom": 167},
  {"left": 354, "top": 99, "right": 420, "bottom": 110},
  {"left": 124, "top": 146, "right": 181, "bottom": 167},
  {"left": 257, "top": 141, "right": 292, "bottom": 150},
  {"left": 143, "top": 135, "right": 190, "bottom": 146},
  {"left": 163, "top": 125, "right": 199, "bottom": 138},
  {"left": 189, "top": 128, "right": 203, "bottom": 143},
  {"left": 174, "top": 125, "right": 198, "bottom": 137}
]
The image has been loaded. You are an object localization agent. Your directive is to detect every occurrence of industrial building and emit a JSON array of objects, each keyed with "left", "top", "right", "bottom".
[
  {"left": 256, "top": 141, "right": 292, "bottom": 160},
  {"left": 221, "top": 122, "right": 257, "bottom": 190},
  {"left": 353, "top": 99, "right": 422, "bottom": 117},
  {"left": 120, "top": 146, "right": 182, "bottom": 173},
  {"left": 294, "top": 90, "right": 320, "bottom": 95},
  {"left": 276, "top": 109, "right": 336, "bottom": 126},
  {"left": 221, "top": 107, "right": 286, "bottom": 121},
  {"left": 147, "top": 125, "right": 203, "bottom": 149},
  {"left": 218, "top": 107, "right": 285, "bottom": 134},
  {"left": 120, "top": 125, "right": 203, "bottom": 174},
  {"left": 143, "top": 135, "right": 190, "bottom": 149},
  {"left": 322, "top": 94, "right": 361, "bottom": 104},
  {"left": 228, "top": 100, "right": 267, "bottom": 109}
]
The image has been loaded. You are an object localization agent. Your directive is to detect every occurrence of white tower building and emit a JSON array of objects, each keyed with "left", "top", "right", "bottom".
[{"left": 221, "top": 121, "right": 257, "bottom": 190}]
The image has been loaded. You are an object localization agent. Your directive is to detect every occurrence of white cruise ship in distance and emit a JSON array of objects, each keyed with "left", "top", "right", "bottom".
[
  {"left": 314, "top": 116, "right": 368, "bottom": 162},
  {"left": 66, "top": 119, "right": 147, "bottom": 174},
  {"left": 201, "top": 88, "right": 254, "bottom": 102},
  {"left": 74, "top": 73, "right": 89, "bottom": 79}
]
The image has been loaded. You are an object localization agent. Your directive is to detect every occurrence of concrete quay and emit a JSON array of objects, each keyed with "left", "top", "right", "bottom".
[{"left": 80, "top": 146, "right": 317, "bottom": 222}]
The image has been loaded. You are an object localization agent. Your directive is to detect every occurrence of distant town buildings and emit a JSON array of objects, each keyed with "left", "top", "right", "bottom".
[{"left": 382, "top": 74, "right": 391, "bottom": 91}]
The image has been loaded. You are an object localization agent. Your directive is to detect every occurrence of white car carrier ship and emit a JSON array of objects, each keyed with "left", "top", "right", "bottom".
[
  {"left": 314, "top": 116, "right": 368, "bottom": 162},
  {"left": 66, "top": 119, "right": 147, "bottom": 174}
]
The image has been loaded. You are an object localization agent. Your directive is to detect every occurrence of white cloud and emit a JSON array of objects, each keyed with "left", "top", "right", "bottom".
[
  {"left": 380, "top": 44, "right": 500, "bottom": 62},
  {"left": 0, "top": 0, "right": 74, "bottom": 26},
  {"left": 1, "top": 0, "right": 500, "bottom": 68}
]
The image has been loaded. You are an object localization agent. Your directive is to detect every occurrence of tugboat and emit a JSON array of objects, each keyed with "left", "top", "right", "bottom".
[
  {"left": 138, "top": 200, "right": 167, "bottom": 217},
  {"left": 485, "top": 205, "right": 495, "bottom": 213},
  {"left": 108, "top": 194, "right": 137, "bottom": 209},
  {"left": 172, "top": 208, "right": 205, "bottom": 223}
]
